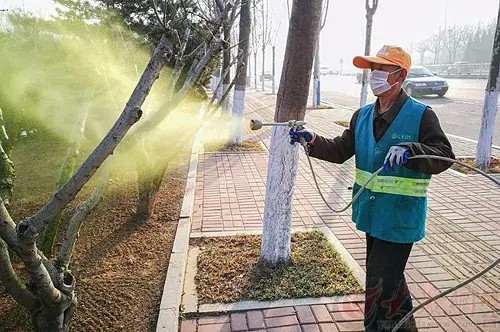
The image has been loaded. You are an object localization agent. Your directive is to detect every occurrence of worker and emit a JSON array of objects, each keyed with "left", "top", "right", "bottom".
[{"left": 289, "top": 45, "right": 455, "bottom": 331}]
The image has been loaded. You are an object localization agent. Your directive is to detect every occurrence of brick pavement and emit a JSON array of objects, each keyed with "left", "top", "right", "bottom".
[{"left": 183, "top": 91, "right": 499, "bottom": 331}]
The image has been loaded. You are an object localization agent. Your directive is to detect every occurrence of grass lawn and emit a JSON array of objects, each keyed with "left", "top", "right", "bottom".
[
  {"left": 0, "top": 131, "right": 189, "bottom": 331},
  {"left": 194, "top": 231, "right": 363, "bottom": 304}
]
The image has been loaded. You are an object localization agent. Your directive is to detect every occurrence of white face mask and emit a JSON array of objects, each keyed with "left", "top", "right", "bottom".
[{"left": 369, "top": 68, "right": 402, "bottom": 95}]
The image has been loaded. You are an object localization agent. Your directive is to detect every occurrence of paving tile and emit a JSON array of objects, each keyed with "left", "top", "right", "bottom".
[
  {"left": 246, "top": 310, "right": 265, "bottom": 330},
  {"left": 435, "top": 316, "right": 464, "bottom": 331},
  {"left": 326, "top": 303, "right": 360, "bottom": 312},
  {"left": 180, "top": 319, "right": 197, "bottom": 332},
  {"left": 335, "top": 320, "right": 365, "bottom": 332},
  {"left": 263, "top": 307, "right": 296, "bottom": 318},
  {"left": 301, "top": 324, "right": 322, "bottom": 332},
  {"left": 267, "top": 325, "right": 302, "bottom": 332},
  {"left": 198, "top": 323, "right": 231, "bottom": 332},
  {"left": 468, "top": 312, "right": 500, "bottom": 325},
  {"left": 311, "top": 304, "right": 333, "bottom": 323},
  {"left": 295, "top": 305, "right": 316, "bottom": 324},
  {"left": 265, "top": 315, "right": 299, "bottom": 328},
  {"left": 451, "top": 315, "right": 483, "bottom": 332},
  {"left": 319, "top": 322, "right": 340, "bottom": 332},
  {"left": 330, "top": 310, "right": 364, "bottom": 322},
  {"left": 230, "top": 312, "right": 247, "bottom": 331},
  {"left": 458, "top": 302, "right": 494, "bottom": 315},
  {"left": 199, "top": 316, "right": 230, "bottom": 325}
]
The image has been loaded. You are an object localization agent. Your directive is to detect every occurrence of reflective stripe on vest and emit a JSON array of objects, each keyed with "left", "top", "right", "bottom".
[{"left": 355, "top": 168, "right": 430, "bottom": 197}]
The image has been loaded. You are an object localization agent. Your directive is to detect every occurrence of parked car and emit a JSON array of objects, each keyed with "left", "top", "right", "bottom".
[
  {"left": 404, "top": 66, "right": 449, "bottom": 97},
  {"left": 259, "top": 73, "right": 273, "bottom": 81}
]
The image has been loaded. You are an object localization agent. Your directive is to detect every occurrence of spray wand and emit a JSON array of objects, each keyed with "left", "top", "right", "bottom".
[{"left": 249, "top": 118, "right": 500, "bottom": 332}]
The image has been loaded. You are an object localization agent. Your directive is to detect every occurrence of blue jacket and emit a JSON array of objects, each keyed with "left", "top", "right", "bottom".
[{"left": 352, "top": 97, "right": 432, "bottom": 243}]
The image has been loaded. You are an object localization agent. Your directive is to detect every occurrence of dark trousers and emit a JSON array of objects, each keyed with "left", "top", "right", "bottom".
[{"left": 364, "top": 234, "right": 418, "bottom": 332}]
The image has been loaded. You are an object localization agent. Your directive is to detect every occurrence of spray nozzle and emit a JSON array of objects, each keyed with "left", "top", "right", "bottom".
[{"left": 249, "top": 119, "right": 306, "bottom": 131}]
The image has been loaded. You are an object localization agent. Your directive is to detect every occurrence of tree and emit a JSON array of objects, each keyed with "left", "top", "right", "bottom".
[
  {"left": 260, "top": 0, "right": 322, "bottom": 264},
  {"left": 476, "top": 4, "right": 500, "bottom": 168},
  {"left": 442, "top": 25, "right": 469, "bottom": 63},
  {"left": 0, "top": 31, "right": 171, "bottom": 331},
  {"left": 428, "top": 31, "right": 443, "bottom": 64},
  {"left": 417, "top": 40, "right": 428, "bottom": 65},
  {"left": 359, "top": 0, "right": 379, "bottom": 108},
  {"left": 230, "top": 0, "right": 251, "bottom": 144},
  {"left": 312, "top": 0, "right": 329, "bottom": 108},
  {"left": 259, "top": 0, "right": 274, "bottom": 91}
]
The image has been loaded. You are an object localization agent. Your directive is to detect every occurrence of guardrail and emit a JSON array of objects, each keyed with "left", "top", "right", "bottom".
[{"left": 426, "top": 63, "right": 489, "bottom": 79}]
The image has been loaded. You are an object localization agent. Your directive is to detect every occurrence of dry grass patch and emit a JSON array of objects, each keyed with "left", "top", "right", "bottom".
[
  {"left": 450, "top": 157, "right": 500, "bottom": 174},
  {"left": 203, "top": 140, "right": 264, "bottom": 153},
  {"left": 194, "top": 231, "right": 362, "bottom": 304}
]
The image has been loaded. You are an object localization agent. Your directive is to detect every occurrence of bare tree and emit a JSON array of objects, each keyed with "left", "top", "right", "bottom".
[
  {"left": 260, "top": 0, "right": 322, "bottom": 264},
  {"left": 312, "top": 0, "right": 329, "bottom": 108},
  {"left": 417, "top": 40, "right": 428, "bottom": 65},
  {"left": 359, "top": 0, "right": 379, "bottom": 107},
  {"left": 230, "top": 0, "right": 251, "bottom": 144},
  {"left": 428, "top": 31, "right": 443, "bottom": 64},
  {"left": 476, "top": 4, "right": 500, "bottom": 168},
  {"left": 259, "top": 0, "right": 274, "bottom": 91},
  {"left": 442, "top": 25, "right": 469, "bottom": 63},
  {"left": 251, "top": 0, "right": 260, "bottom": 89}
]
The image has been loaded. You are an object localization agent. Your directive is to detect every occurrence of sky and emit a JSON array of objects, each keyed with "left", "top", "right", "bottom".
[{"left": 2, "top": 0, "right": 499, "bottom": 74}]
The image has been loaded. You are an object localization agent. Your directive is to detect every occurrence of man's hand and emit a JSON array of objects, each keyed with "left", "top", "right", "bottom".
[
  {"left": 383, "top": 146, "right": 411, "bottom": 171},
  {"left": 289, "top": 127, "right": 316, "bottom": 145}
]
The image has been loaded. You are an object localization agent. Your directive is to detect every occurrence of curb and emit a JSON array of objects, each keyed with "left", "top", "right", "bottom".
[
  {"left": 156, "top": 132, "right": 200, "bottom": 332},
  {"left": 182, "top": 226, "right": 366, "bottom": 315}
]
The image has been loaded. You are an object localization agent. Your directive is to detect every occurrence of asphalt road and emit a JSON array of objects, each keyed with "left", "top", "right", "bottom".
[{"left": 318, "top": 75, "right": 500, "bottom": 146}]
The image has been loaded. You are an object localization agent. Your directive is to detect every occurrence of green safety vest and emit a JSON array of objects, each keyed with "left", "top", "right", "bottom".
[{"left": 352, "top": 97, "right": 432, "bottom": 243}]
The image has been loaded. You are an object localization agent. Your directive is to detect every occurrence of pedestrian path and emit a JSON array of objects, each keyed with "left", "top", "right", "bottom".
[{"left": 183, "top": 90, "right": 500, "bottom": 332}]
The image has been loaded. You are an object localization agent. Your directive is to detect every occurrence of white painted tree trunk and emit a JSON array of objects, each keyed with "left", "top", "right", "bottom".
[
  {"left": 222, "top": 83, "right": 231, "bottom": 114},
  {"left": 260, "top": 0, "right": 322, "bottom": 264},
  {"left": 261, "top": 126, "right": 300, "bottom": 262},
  {"left": 262, "top": 46, "right": 266, "bottom": 91},
  {"left": 360, "top": 1, "right": 377, "bottom": 107},
  {"left": 360, "top": 70, "right": 369, "bottom": 107},
  {"left": 231, "top": 90, "right": 245, "bottom": 145},
  {"left": 476, "top": 91, "right": 499, "bottom": 167},
  {"left": 312, "top": 40, "right": 320, "bottom": 107},
  {"left": 272, "top": 46, "right": 276, "bottom": 94},
  {"left": 476, "top": 4, "right": 500, "bottom": 168}
]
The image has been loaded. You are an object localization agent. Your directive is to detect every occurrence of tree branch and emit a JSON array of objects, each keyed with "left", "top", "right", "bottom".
[
  {"left": 214, "top": 0, "right": 225, "bottom": 11},
  {"left": 0, "top": 237, "right": 37, "bottom": 311},
  {"left": 321, "top": 0, "right": 329, "bottom": 30},
  {"left": 207, "top": 49, "right": 242, "bottom": 109},
  {"left": 0, "top": 200, "right": 20, "bottom": 255},
  {"left": 57, "top": 163, "right": 112, "bottom": 268},
  {"left": 151, "top": 0, "right": 166, "bottom": 29},
  {"left": 0, "top": 109, "right": 14, "bottom": 206},
  {"left": 18, "top": 34, "right": 173, "bottom": 237}
]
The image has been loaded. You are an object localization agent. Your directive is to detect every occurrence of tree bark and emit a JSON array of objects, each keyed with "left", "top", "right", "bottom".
[
  {"left": 254, "top": 52, "right": 257, "bottom": 89},
  {"left": 260, "top": 0, "right": 322, "bottom": 264},
  {"left": 476, "top": 3, "right": 500, "bottom": 168},
  {"left": 231, "top": 0, "right": 251, "bottom": 145},
  {"left": 312, "top": 40, "right": 321, "bottom": 107},
  {"left": 135, "top": 145, "right": 169, "bottom": 222},
  {"left": 261, "top": 46, "right": 266, "bottom": 91},
  {"left": 222, "top": 19, "right": 232, "bottom": 114},
  {"left": 360, "top": 0, "right": 378, "bottom": 107},
  {"left": 0, "top": 109, "right": 14, "bottom": 206},
  {"left": 272, "top": 45, "right": 276, "bottom": 94}
]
